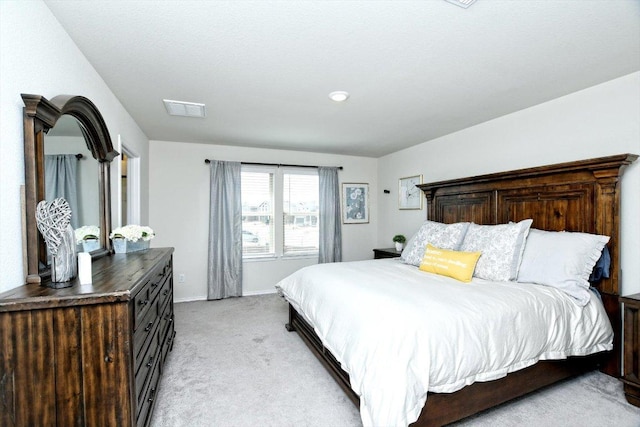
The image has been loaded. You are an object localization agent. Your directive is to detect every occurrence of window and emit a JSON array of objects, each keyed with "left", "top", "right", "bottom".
[
  {"left": 241, "top": 166, "right": 319, "bottom": 259},
  {"left": 241, "top": 168, "right": 275, "bottom": 257},
  {"left": 283, "top": 171, "right": 319, "bottom": 256}
]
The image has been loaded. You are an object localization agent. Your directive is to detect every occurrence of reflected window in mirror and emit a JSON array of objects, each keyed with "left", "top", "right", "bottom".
[
  {"left": 121, "top": 152, "right": 128, "bottom": 225},
  {"left": 45, "top": 115, "right": 100, "bottom": 235},
  {"left": 117, "top": 142, "right": 141, "bottom": 226}
]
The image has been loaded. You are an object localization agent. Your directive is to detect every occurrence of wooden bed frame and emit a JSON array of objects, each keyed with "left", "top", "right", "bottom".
[{"left": 285, "top": 154, "right": 637, "bottom": 426}]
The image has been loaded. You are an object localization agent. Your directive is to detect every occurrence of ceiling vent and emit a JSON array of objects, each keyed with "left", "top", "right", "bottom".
[
  {"left": 163, "top": 99, "right": 206, "bottom": 118},
  {"left": 444, "top": 0, "right": 477, "bottom": 8}
]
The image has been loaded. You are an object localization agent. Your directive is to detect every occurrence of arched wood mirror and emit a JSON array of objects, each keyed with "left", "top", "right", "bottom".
[{"left": 22, "top": 94, "right": 118, "bottom": 284}]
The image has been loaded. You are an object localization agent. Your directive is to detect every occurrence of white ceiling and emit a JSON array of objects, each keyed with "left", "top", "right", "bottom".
[{"left": 44, "top": 0, "right": 640, "bottom": 158}]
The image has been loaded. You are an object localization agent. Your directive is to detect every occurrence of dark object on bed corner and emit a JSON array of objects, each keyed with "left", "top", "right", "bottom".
[
  {"left": 589, "top": 246, "right": 611, "bottom": 283},
  {"left": 284, "top": 154, "right": 637, "bottom": 426}
]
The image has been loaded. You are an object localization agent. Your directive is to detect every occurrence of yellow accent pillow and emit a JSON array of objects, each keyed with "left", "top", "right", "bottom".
[{"left": 419, "top": 244, "right": 481, "bottom": 283}]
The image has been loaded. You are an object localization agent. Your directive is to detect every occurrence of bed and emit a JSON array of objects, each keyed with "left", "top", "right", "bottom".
[{"left": 278, "top": 154, "right": 637, "bottom": 426}]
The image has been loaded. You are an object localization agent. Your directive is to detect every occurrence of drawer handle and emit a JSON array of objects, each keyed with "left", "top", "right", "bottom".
[
  {"left": 145, "top": 321, "right": 154, "bottom": 332},
  {"left": 148, "top": 387, "right": 156, "bottom": 403},
  {"left": 151, "top": 282, "right": 159, "bottom": 288},
  {"left": 165, "top": 314, "right": 173, "bottom": 322},
  {"left": 163, "top": 289, "right": 169, "bottom": 296},
  {"left": 147, "top": 355, "right": 154, "bottom": 367},
  {"left": 138, "top": 299, "right": 149, "bottom": 306}
]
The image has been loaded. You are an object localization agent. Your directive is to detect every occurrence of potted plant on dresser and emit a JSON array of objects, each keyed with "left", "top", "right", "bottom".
[{"left": 110, "top": 224, "right": 155, "bottom": 253}]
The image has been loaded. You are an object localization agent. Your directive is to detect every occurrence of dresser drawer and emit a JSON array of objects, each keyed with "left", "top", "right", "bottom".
[
  {"left": 133, "top": 285, "right": 153, "bottom": 330},
  {"left": 134, "top": 261, "right": 169, "bottom": 331},
  {"left": 134, "top": 300, "right": 160, "bottom": 372},
  {"left": 133, "top": 252, "right": 174, "bottom": 411},
  {"left": 136, "top": 354, "right": 162, "bottom": 427},
  {"left": 158, "top": 275, "right": 173, "bottom": 313},
  {"left": 148, "top": 264, "right": 167, "bottom": 303},
  {"left": 159, "top": 295, "right": 173, "bottom": 344},
  {"left": 150, "top": 257, "right": 172, "bottom": 299},
  {"left": 161, "top": 322, "right": 176, "bottom": 371},
  {"left": 135, "top": 326, "right": 161, "bottom": 405}
]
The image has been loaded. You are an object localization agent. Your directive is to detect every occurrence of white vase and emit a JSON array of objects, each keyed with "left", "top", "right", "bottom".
[
  {"left": 112, "top": 238, "right": 150, "bottom": 253},
  {"left": 50, "top": 224, "right": 78, "bottom": 285},
  {"left": 395, "top": 242, "right": 404, "bottom": 251}
]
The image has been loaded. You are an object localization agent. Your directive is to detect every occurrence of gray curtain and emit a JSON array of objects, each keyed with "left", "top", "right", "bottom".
[
  {"left": 45, "top": 154, "right": 79, "bottom": 229},
  {"left": 318, "top": 167, "right": 342, "bottom": 263},
  {"left": 207, "top": 160, "right": 243, "bottom": 299}
]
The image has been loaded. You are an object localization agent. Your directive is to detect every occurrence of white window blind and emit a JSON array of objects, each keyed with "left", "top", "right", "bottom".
[
  {"left": 283, "top": 171, "right": 319, "bottom": 256},
  {"left": 241, "top": 169, "right": 275, "bottom": 257},
  {"left": 241, "top": 166, "right": 319, "bottom": 259}
]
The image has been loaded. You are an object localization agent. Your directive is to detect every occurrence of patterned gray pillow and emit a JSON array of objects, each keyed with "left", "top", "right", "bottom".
[
  {"left": 401, "top": 221, "right": 470, "bottom": 266},
  {"left": 460, "top": 219, "right": 533, "bottom": 282}
]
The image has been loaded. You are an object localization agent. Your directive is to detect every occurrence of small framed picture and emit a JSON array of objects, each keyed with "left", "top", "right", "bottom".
[
  {"left": 342, "top": 183, "right": 369, "bottom": 224},
  {"left": 399, "top": 175, "right": 423, "bottom": 210}
]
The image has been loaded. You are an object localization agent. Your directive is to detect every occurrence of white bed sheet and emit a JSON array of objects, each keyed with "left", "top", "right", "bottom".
[{"left": 276, "top": 259, "right": 613, "bottom": 427}]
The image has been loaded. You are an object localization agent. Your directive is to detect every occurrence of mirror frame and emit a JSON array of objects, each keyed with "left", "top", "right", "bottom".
[{"left": 22, "top": 94, "right": 118, "bottom": 284}]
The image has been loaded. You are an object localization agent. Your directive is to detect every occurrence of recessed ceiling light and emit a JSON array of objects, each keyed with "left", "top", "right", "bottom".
[
  {"left": 163, "top": 99, "right": 206, "bottom": 118},
  {"left": 328, "top": 91, "right": 350, "bottom": 102}
]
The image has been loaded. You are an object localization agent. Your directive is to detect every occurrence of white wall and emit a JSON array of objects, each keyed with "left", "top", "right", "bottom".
[
  {"left": 378, "top": 72, "right": 640, "bottom": 296},
  {"left": 0, "top": 0, "right": 149, "bottom": 292},
  {"left": 149, "top": 140, "right": 378, "bottom": 301}
]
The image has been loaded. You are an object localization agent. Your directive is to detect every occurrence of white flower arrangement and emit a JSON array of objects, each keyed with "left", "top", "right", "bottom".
[
  {"left": 109, "top": 224, "right": 155, "bottom": 242},
  {"left": 75, "top": 225, "right": 100, "bottom": 244}
]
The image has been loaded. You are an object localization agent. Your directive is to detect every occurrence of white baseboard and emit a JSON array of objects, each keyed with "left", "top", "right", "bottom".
[
  {"left": 242, "top": 289, "right": 277, "bottom": 297},
  {"left": 173, "top": 289, "right": 276, "bottom": 303},
  {"left": 174, "top": 295, "right": 207, "bottom": 303}
]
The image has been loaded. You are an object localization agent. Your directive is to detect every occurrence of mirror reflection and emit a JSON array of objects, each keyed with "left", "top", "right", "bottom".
[
  {"left": 45, "top": 115, "right": 100, "bottom": 255},
  {"left": 22, "top": 93, "right": 118, "bottom": 284}
]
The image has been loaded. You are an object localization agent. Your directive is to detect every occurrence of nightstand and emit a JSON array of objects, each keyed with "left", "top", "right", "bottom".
[
  {"left": 373, "top": 247, "right": 402, "bottom": 259},
  {"left": 621, "top": 292, "right": 640, "bottom": 407}
]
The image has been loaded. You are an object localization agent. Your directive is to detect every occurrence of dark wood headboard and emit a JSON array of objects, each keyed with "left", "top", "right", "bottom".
[{"left": 417, "top": 153, "right": 637, "bottom": 375}]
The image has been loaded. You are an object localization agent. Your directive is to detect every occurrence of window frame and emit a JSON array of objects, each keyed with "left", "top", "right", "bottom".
[
  {"left": 241, "top": 165, "right": 276, "bottom": 260},
  {"left": 241, "top": 165, "right": 319, "bottom": 261},
  {"left": 281, "top": 167, "right": 320, "bottom": 258}
]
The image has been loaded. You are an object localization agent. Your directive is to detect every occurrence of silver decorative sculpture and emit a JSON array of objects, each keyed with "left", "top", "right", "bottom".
[{"left": 36, "top": 198, "right": 77, "bottom": 285}]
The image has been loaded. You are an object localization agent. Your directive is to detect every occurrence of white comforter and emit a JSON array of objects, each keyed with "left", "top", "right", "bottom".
[{"left": 276, "top": 259, "right": 613, "bottom": 427}]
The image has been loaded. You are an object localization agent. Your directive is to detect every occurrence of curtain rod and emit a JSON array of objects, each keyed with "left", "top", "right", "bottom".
[{"left": 204, "top": 159, "right": 342, "bottom": 170}]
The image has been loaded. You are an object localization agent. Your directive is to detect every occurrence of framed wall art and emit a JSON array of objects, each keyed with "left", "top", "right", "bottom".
[
  {"left": 342, "top": 183, "right": 369, "bottom": 224},
  {"left": 398, "top": 174, "right": 423, "bottom": 210}
]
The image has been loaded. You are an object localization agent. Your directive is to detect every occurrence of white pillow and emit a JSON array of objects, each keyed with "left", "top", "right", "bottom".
[
  {"left": 460, "top": 219, "right": 533, "bottom": 282},
  {"left": 401, "top": 221, "right": 470, "bottom": 266},
  {"left": 517, "top": 229, "right": 609, "bottom": 306}
]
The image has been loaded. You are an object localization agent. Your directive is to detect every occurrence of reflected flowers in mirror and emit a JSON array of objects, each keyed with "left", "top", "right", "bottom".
[{"left": 76, "top": 225, "right": 101, "bottom": 253}]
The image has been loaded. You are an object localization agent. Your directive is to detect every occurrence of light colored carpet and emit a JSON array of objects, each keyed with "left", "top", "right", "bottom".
[{"left": 150, "top": 294, "right": 640, "bottom": 427}]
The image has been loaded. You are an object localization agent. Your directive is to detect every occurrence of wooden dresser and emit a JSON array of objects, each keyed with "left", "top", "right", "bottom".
[{"left": 0, "top": 248, "right": 175, "bottom": 427}]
